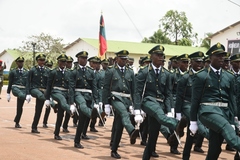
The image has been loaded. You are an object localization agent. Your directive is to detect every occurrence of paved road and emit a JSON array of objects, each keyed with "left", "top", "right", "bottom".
[{"left": 0, "top": 86, "right": 236, "bottom": 159}]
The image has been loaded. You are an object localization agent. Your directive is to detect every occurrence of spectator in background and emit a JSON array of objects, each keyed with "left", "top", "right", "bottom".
[{"left": 0, "top": 60, "right": 6, "bottom": 99}]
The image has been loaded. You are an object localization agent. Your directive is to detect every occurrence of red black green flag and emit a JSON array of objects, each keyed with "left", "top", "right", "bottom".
[{"left": 99, "top": 14, "right": 107, "bottom": 59}]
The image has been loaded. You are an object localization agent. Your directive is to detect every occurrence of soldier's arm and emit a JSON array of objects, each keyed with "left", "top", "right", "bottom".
[
  {"left": 46, "top": 70, "right": 55, "bottom": 100},
  {"left": 175, "top": 75, "right": 188, "bottom": 113},
  {"left": 102, "top": 68, "right": 113, "bottom": 104},
  {"left": 92, "top": 71, "right": 99, "bottom": 103},
  {"left": 134, "top": 68, "right": 147, "bottom": 109},
  {"left": 7, "top": 70, "right": 14, "bottom": 94},
  {"left": 98, "top": 72, "right": 104, "bottom": 103},
  {"left": 68, "top": 70, "right": 75, "bottom": 104},
  {"left": 190, "top": 74, "right": 204, "bottom": 121},
  {"left": 25, "top": 70, "right": 30, "bottom": 95},
  {"left": 164, "top": 73, "right": 173, "bottom": 113}
]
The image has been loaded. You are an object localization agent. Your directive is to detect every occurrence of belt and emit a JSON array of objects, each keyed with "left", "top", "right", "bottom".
[
  {"left": 12, "top": 84, "right": 25, "bottom": 88},
  {"left": 156, "top": 98, "right": 163, "bottom": 102},
  {"left": 201, "top": 102, "right": 228, "bottom": 107},
  {"left": 111, "top": 91, "right": 131, "bottom": 98},
  {"left": 53, "top": 87, "right": 68, "bottom": 91},
  {"left": 75, "top": 88, "right": 92, "bottom": 93},
  {"left": 38, "top": 88, "right": 46, "bottom": 92}
]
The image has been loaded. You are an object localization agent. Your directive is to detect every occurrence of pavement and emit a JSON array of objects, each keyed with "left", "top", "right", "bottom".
[{"left": 0, "top": 85, "right": 236, "bottom": 159}]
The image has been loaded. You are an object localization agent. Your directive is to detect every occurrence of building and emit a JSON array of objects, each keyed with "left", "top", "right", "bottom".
[
  {"left": 0, "top": 49, "right": 22, "bottom": 73},
  {"left": 64, "top": 38, "right": 208, "bottom": 68},
  {"left": 208, "top": 21, "right": 240, "bottom": 55}
]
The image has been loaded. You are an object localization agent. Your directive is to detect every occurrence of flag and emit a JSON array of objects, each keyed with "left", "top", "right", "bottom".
[{"left": 99, "top": 14, "right": 107, "bottom": 60}]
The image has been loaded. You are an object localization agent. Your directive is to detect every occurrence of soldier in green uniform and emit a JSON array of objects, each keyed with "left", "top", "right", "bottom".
[
  {"left": 168, "top": 55, "right": 178, "bottom": 71},
  {"left": 7, "top": 57, "right": 31, "bottom": 128},
  {"left": 134, "top": 45, "right": 187, "bottom": 160},
  {"left": 175, "top": 51, "right": 209, "bottom": 160},
  {"left": 203, "top": 56, "right": 210, "bottom": 68},
  {"left": 28, "top": 54, "right": 50, "bottom": 134},
  {"left": 62, "top": 56, "right": 74, "bottom": 133},
  {"left": 189, "top": 43, "right": 240, "bottom": 160},
  {"left": 0, "top": 60, "right": 6, "bottom": 99},
  {"left": 229, "top": 53, "right": 240, "bottom": 159},
  {"left": 103, "top": 50, "right": 142, "bottom": 159},
  {"left": 223, "top": 52, "right": 231, "bottom": 70},
  {"left": 45, "top": 54, "right": 76, "bottom": 140},
  {"left": 42, "top": 60, "right": 54, "bottom": 128},
  {"left": 72, "top": 51, "right": 99, "bottom": 148}
]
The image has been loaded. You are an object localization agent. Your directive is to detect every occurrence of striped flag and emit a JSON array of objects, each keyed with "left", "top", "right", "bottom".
[{"left": 99, "top": 14, "right": 107, "bottom": 60}]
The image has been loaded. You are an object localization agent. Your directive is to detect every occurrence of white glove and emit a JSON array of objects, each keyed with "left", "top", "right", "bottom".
[
  {"left": 231, "top": 125, "right": 236, "bottom": 130},
  {"left": 25, "top": 95, "right": 31, "bottom": 103},
  {"left": 167, "top": 112, "right": 173, "bottom": 118},
  {"left": 99, "top": 102, "right": 103, "bottom": 111},
  {"left": 176, "top": 113, "right": 182, "bottom": 121},
  {"left": 94, "top": 103, "right": 99, "bottom": 112},
  {"left": 141, "top": 110, "right": 146, "bottom": 118},
  {"left": 129, "top": 106, "right": 134, "bottom": 114},
  {"left": 189, "top": 121, "right": 198, "bottom": 135},
  {"left": 70, "top": 104, "right": 76, "bottom": 114},
  {"left": 105, "top": 104, "right": 111, "bottom": 116},
  {"left": 134, "top": 110, "right": 143, "bottom": 124},
  {"left": 171, "top": 108, "right": 175, "bottom": 116},
  {"left": 44, "top": 100, "right": 51, "bottom": 108},
  {"left": 7, "top": 93, "right": 11, "bottom": 102}
]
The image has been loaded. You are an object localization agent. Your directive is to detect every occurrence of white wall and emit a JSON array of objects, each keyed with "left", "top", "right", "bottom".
[
  {"left": 1, "top": 52, "right": 15, "bottom": 72},
  {"left": 211, "top": 23, "right": 240, "bottom": 49}
]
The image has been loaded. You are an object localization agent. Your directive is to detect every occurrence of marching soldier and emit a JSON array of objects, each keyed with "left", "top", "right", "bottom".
[
  {"left": 168, "top": 55, "right": 178, "bottom": 71},
  {"left": 28, "top": 54, "right": 50, "bottom": 134},
  {"left": 7, "top": 56, "right": 31, "bottom": 128},
  {"left": 45, "top": 54, "right": 75, "bottom": 140},
  {"left": 189, "top": 43, "right": 240, "bottom": 159},
  {"left": 103, "top": 50, "right": 142, "bottom": 159},
  {"left": 175, "top": 51, "right": 209, "bottom": 160},
  {"left": 203, "top": 56, "right": 210, "bottom": 68},
  {"left": 42, "top": 60, "right": 54, "bottom": 128},
  {"left": 223, "top": 52, "right": 231, "bottom": 70},
  {"left": 62, "top": 56, "right": 74, "bottom": 133},
  {"left": 72, "top": 51, "right": 99, "bottom": 148},
  {"left": 0, "top": 60, "right": 6, "bottom": 99},
  {"left": 134, "top": 45, "right": 187, "bottom": 160}
]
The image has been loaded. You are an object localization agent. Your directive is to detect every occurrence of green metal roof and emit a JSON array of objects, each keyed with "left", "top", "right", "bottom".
[
  {"left": 82, "top": 38, "right": 208, "bottom": 56},
  {"left": 6, "top": 49, "right": 22, "bottom": 58}
]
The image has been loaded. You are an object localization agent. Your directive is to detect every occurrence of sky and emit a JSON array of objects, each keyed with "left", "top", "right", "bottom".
[{"left": 0, "top": 0, "right": 239, "bottom": 52}]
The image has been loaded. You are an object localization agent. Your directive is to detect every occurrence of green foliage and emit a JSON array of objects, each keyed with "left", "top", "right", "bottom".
[
  {"left": 3, "top": 74, "right": 8, "bottom": 81},
  {"left": 177, "top": 38, "right": 192, "bottom": 46},
  {"left": 159, "top": 10, "right": 195, "bottom": 45},
  {"left": 200, "top": 33, "right": 213, "bottom": 49},
  {"left": 142, "top": 29, "right": 172, "bottom": 44}
]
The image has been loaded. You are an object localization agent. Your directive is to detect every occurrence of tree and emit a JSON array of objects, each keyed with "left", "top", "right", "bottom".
[
  {"left": 142, "top": 29, "right": 172, "bottom": 44},
  {"left": 200, "top": 33, "right": 213, "bottom": 49},
  {"left": 159, "top": 10, "right": 194, "bottom": 45},
  {"left": 19, "top": 33, "right": 66, "bottom": 67},
  {"left": 177, "top": 38, "right": 192, "bottom": 46}
]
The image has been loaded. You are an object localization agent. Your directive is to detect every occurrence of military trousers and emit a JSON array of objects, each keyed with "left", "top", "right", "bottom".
[
  {"left": 200, "top": 112, "right": 240, "bottom": 160},
  {"left": 31, "top": 88, "right": 45, "bottom": 129},
  {"left": 12, "top": 87, "right": 26, "bottom": 124}
]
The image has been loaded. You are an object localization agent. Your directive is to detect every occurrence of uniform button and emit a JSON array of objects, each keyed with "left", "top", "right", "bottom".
[
  {"left": 156, "top": 79, "right": 158, "bottom": 81},
  {"left": 123, "top": 91, "right": 125, "bottom": 93},
  {"left": 123, "top": 80, "right": 125, "bottom": 82},
  {"left": 85, "top": 84, "right": 87, "bottom": 86},
  {"left": 218, "top": 80, "right": 220, "bottom": 82},
  {"left": 219, "top": 88, "right": 221, "bottom": 90}
]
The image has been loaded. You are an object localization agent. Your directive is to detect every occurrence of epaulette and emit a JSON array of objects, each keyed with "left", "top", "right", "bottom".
[
  {"left": 23, "top": 68, "right": 29, "bottom": 71},
  {"left": 10, "top": 68, "right": 14, "bottom": 71},
  {"left": 108, "top": 65, "right": 113, "bottom": 68},
  {"left": 225, "top": 70, "right": 234, "bottom": 75},
  {"left": 162, "top": 67, "right": 170, "bottom": 73},
  {"left": 139, "top": 65, "right": 147, "bottom": 70},
  {"left": 86, "top": 66, "right": 94, "bottom": 70}
]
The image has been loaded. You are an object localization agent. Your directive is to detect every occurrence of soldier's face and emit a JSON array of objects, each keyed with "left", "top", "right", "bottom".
[
  {"left": 16, "top": 61, "right": 24, "bottom": 68},
  {"left": 210, "top": 53, "right": 225, "bottom": 69},
  {"left": 116, "top": 57, "right": 127, "bottom": 67},
  {"left": 66, "top": 61, "right": 72, "bottom": 69},
  {"left": 37, "top": 59, "right": 45, "bottom": 67},
  {"left": 58, "top": 60, "right": 66, "bottom": 69},
  {"left": 101, "top": 63, "right": 109, "bottom": 70},
  {"left": 151, "top": 53, "right": 164, "bottom": 67},
  {"left": 178, "top": 60, "right": 189, "bottom": 72},
  {"left": 231, "top": 61, "right": 240, "bottom": 72},
  {"left": 191, "top": 60, "right": 203, "bottom": 71},
  {"left": 78, "top": 57, "right": 87, "bottom": 66}
]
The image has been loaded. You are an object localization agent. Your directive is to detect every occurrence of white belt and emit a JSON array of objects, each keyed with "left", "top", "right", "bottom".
[
  {"left": 38, "top": 88, "right": 46, "bottom": 92},
  {"left": 12, "top": 84, "right": 25, "bottom": 88},
  {"left": 53, "top": 87, "right": 68, "bottom": 91},
  {"left": 111, "top": 91, "right": 131, "bottom": 98},
  {"left": 156, "top": 98, "right": 163, "bottom": 102},
  {"left": 201, "top": 102, "right": 228, "bottom": 107},
  {"left": 75, "top": 88, "right": 92, "bottom": 93}
]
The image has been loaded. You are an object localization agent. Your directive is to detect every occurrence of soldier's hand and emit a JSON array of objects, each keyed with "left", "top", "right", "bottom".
[
  {"left": 7, "top": 93, "right": 11, "bottom": 102},
  {"left": 189, "top": 121, "right": 198, "bottom": 135},
  {"left": 167, "top": 112, "right": 173, "bottom": 118},
  {"left": 171, "top": 108, "right": 175, "bottom": 116},
  {"left": 134, "top": 110, "right": 143, "bottom": 123},
  {"left": 176, "top": 113, "right": 182, "bottom": 121},
  {"left": 99, "top": 102, "right": 103, "bottom": 111},
  {"left": 25, "top": 95, "right": 31, "bottom": 103},
  {"left": 94, "top": 103, "right": 99, "bottom": 112},
  {"left": 104, "top": 104, "right": 111, "bottom": 116},
  {"left": 44, "top": 100, "right": 51, "bottom": 108},
  {"left": 141, "top": 110, "right": 146, "bottom": 118},
  {"left": 70, "top": 104, "right": 76, "bottom": 114}
]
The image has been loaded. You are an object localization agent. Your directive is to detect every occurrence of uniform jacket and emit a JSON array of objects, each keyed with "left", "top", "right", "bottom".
[{"left": 28, "top": 66, "right": 50, "bottom": 90}]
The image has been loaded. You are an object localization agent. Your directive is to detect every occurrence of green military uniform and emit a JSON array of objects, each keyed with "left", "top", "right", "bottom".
[
  {"left": 175, "top": 51, "right": 209, "bottom": 160},
  {"left": 134, "top": 45, "right": 183, "bottom": 160},
  {"left": 103, "top": 50, "right": 139, "bottom": 158},
  {"left": 28, "top": 54, "right": 50, "bottom": 133},
  {"left": 190, "top": 43, "right": 240, "bottom": 159},
  {"left": 72, "top": 52, "right": 99, "bottom": 148},
  {"left": 43, "top": 60, "right": 54, "bottom": 128},
  {"left": 0, "top": 60, "right": 6, "bottom": 97},
  {"left": 46, "top": 54, "right": 74, "bottom": 139},
  {"left": 7, "top": 57, "right": 28, "bottom": 127}
]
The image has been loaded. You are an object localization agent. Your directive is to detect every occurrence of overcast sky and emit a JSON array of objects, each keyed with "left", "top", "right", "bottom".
[{"left": 0, "top": 0, "right": 239, "bottom": 52}]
